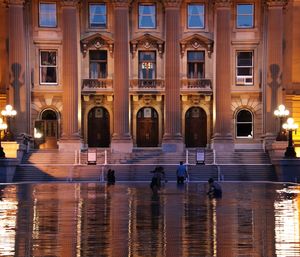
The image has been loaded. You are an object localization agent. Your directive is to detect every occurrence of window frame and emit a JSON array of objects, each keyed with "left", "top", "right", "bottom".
[
  {"left": 39, "top": 2, "right": 57, "bottom": 28},
  {"left": 187, "top": 3, "right": 205, "bottom": 29},
  {"left": 88, "top": 3, "right": 107, "bottom": 29},
  {"left": 236, "top": 109, "right": 253, "bottom": 139},
  {"left": 236, "top": 3, "right": 254, "bottom": 29},
  {"left": 138, "top": 51, "right": 156, "bottom": 80},
  {"left": 39, "top": 50, "right": 58, "bottom": 85},
  {"left": 236, "top": 50, "right": 253, "bottom": 86},
  {"left": 89, "top": 50, "right": 108, "bottom": 79},
  {"left": 138, "top": 3, "right": 156, "bottom": 29},
  {"left": 187, "top": 50, "right": 205, "bottom": 79}
]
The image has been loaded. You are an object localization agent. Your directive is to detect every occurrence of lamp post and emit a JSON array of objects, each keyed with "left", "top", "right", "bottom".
[
  {"left": 274, "top": 104, "right": 289, "bottom": 141},
  {"left": 283, "top": 117, "right": 298, "bottom": 158},
  {"left": 1, "top": 104, "right": 17, "bottom": 141},
  {"left": 0, "top": 118, "right": 8, "bottom": 158}
]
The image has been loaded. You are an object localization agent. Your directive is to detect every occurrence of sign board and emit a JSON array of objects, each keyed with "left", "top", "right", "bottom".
[
  {"left": 196, "top": 149, "right": 205, "bottom": 164},
  {"left": 88, "top": 150, "right": 97, "bottom": 165}
]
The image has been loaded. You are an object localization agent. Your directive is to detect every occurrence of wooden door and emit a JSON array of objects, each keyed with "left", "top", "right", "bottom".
[
  {"left": 88, "top": 107, "right": 110, "bottom": 147},
  {"left": 137, "top": 107, "right": 158, "bottom": 147},
  {"left": 185, "top": 107, "right": 207, "bottom": 147}
]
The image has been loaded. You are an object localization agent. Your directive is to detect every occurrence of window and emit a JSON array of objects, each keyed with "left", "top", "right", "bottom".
[
  {"left": 89, "top": 3, "right": 106, "bottom": 28},
  {"left": 89, "top": 50, "right": 107, "bottom": 78},
  {"left": 236, "top": 4, "right": 254, "bottom": 28},
  {"left": 187, "top": 51, "right": 205, "bottom": 79},
  {"left": 139, "top": 4, "right": 156, "bottom": 29},
  {"left": 40, "top": 51, "right": 57, "bottom": 84},
  {"left": 188, "top": 4, "right": 205, "bottom": 29},
  {"left": 139, "top": 51, "right": 156, "bottom": 79},
  {"left": 236, "top": 110, "right": 253, "bottom": 138},
  {"left": 236, "top": 51, "right": 253, "bottom": 85},
  {"left": 39, "top": 3, "right": 57, "bottom": 27}
]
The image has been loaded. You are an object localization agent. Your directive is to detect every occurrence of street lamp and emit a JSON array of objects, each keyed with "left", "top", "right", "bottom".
[
  {"left": 1, "top": 104, "right": 17, "bottom": 141},
  {"left": 0, "top": 118, "right": 8, "bottom": 158},
  {"left": 282, "top": 117, "right": 298, "bottom": 158},
  {"left": 274, "top": 104, "right": 289, "bottom": 141}
]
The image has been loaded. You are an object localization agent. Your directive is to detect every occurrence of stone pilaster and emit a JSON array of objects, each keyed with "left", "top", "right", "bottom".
[
  {"left": 264, "top": 0, "right": 287, "bottom": 149},
  {"left": 0, "top": 0, "right": 8, "bottom": 95},
  {"left": 161, "top": 0, "right": 184, "bottom": 153},
  {"left": 211, "top": 0, "right": 234, "bottom": 151},
  {"left": 59, "top": 0, "right": 81, "bottom": 150},
  {"left": 7, "top": 0, "right": 29, "bottom": 137},
  {"left": 110, "top": 0, "right": 133, "bottom": 153}
]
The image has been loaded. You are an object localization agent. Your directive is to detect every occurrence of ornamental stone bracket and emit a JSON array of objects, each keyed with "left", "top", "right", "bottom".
[
  {"left": 80, "top": 33, "right": 114, "bottom": 57},
  {"left": 180, "top": 34, "right": 214, "bottom": 58},
  {"left": 6, "top": 0, "right": 25, "bottom": 6},
  {"left": 213, "top": 0, "right": 232, "bottom": 8},
  {"left": 60, "top": 0, "right": 80, "bottom": 7},
  {"left": 265, "top": 0, "right": 288, "bottom": 7},
  {"left": 130, "top": 33, "right": 164, "bottom": 58}
]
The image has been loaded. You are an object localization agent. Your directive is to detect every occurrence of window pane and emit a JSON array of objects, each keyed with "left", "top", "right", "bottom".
[
  {"left": 237, "top": 68, "right": 252, "bottom": 76},
  {"left": 237, "top": 124, "right": 252, "bottom": 137},
  {"left": 188, "top": 4, "right": 204, "bottom": 28},
  {"left": 237, "top": 110, "right": 252, "bottom": 122},
  {"left": 89, "top": 4, "right": 106, "bottom": 28},
  {"left": 39, "top": 3, "right": 57, "bottom": 27},
  {"left": 90, "top": 50, "right": 107, "bottom": 61},
  {"left": 237, "top": 16, "right": 253, "bottom": 28},
  {"left": 139, "top": 5, "right": 156, "bottom": 28},
  {"left": 237, "top": 4, "right": 253, "bottom": 15},
  {"left": 237, "top": 4, "right": 253, "bottom": 28},
  {"left": 140, "top": 52, "right": 155, "bottom": 61},
  {"left": 41, "top": 51, "right": 56, "bottom": 65},
  {"left": 188, "top": 51, "right": 204, "bottom": 61},
  {"left": 237, "top": 52, "right": 252, "bottom": 66},
  {"left": 41, "top": 67, "right": 57, "bottom": 83}
]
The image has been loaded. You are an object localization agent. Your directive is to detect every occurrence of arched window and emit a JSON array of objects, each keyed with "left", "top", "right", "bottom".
[{"left": 236, "top": 109, "right": 253, "bottom": 138}]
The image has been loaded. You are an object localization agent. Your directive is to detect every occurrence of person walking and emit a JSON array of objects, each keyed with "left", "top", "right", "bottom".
[
  {"left": 207, "top": 178, "right": 222, "bottom": 198},
  {"left": 176, "top": 161, "right": 187, "bottom": 184}
]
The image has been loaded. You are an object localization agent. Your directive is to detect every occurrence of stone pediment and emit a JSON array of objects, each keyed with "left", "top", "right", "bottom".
[
  {"left": 180, "top": 34, "right": 214, "bottom": 57},
  {"left": 80, "top": 33, "right": 114, "bottom": 57},
  {"left": 130, "top": 33, "right": 164, "bottom": 58}
]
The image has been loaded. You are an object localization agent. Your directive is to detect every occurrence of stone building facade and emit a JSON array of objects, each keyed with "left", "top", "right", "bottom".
[{"left": 0, "top": 0, "right": 299, "bottom": 153}]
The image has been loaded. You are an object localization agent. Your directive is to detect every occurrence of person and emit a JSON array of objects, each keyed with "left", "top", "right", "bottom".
[
  {"left": 207, "top": 178, "right": 222, "bottom": 198},
  {"left": 176, "top": 161, "right": 187, "bottom": 184},
  {"left": 150, "top": 166, "right": 165, "bottom": 194},
  {"left": 107, "top": 169, "right": 115, "bottom": 185}
]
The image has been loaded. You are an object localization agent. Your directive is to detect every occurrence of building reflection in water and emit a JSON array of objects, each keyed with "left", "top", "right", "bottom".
[{"left": 0, "top": 182, "right": 299, "bottom": 257}]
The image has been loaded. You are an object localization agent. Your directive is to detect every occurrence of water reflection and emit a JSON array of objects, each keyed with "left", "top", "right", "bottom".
[{"left": 0, "top": 182, "right": 299, "bottom": 257}]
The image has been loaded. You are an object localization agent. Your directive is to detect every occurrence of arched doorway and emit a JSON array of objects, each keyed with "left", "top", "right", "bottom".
[
  {"left": 137, "top": 107, "right": 158, "bottom": 147},
  {"left": 185, "top": 107, "right": 207, "bottom": 147},
  {"left": 88, "top": 107, "right": 110, "bottom": 147},
  {"left": 35, "top": 109, "right": 58, "bottom": 149}
]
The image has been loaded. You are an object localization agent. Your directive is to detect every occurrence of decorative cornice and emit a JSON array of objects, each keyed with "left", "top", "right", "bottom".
[
  {"left": 265, "top": 0, "right": 288, "bottom": 7},
  {"left": 0, "top": 0, "right": 8, "bottom": 7},
  {"left": 163, "top": 0, "right": 182, "bottom": 8},
  {"left": 112, "top": 0, "right": 129, "bottom": 8},
  {"left": 214, "top": 0, "right": 233, "bottom": 8},
  {"left": 60, "top": 0, "right": 80, "bottom": 7},
  {"left": 180, "top": 34, "right": 214, "bottom": 58},
  {"left": 7, "top": 0, "right": 25, "bottom": 6},
  {"left": 80, "top": 33, "right": 114, "bottom": 57},
  {"left": 130, "top": 33, "right": 165, "bottom": 58}
]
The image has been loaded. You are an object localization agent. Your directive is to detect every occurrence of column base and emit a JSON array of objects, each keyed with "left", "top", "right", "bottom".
[
  {"left": 263, "top": 133, "right": 276, "bottom": 152},
  {"left": 111, "top": 139, "right": 133, "bottom": 153},
  {"left": 270, "top": 141, "right": 288, "bottom": 160},
  {"left": 211, "top": 134, "right": 234, "bottom": 152},
  {"left": 58, "top": 139, "right": 82, "bottom": 151},
  {"left": 162, "top": 135, "right": 184, "bottom": 153}
]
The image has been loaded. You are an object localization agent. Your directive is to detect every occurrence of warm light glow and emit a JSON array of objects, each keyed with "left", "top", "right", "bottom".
[
  {"left": 1, "top": 105, "right": 17, "bottom": 117},
  {"left": 0, "top": 118, "right": 7, "bottom": 130},
  {"left": 34, "top": 128, "right": 43, "bottom": 139},
  {"left": 282, "top": 118, "right": 299, "bottom": 131},
  {"left": 274, "top": 104, "right": 290, "bottom": 117}
]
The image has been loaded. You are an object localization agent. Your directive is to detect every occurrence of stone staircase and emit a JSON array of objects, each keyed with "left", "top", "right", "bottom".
[{"left": 13, "top": 148, "right": 276, "bottom": 182}]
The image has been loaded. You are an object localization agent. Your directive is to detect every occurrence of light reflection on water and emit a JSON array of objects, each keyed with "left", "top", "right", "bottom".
[{"left": 0, "top": 182, "right": 299, "bottom": 257}]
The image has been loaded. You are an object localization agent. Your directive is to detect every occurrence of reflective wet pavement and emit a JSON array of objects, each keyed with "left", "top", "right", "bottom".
[{"left": 0, "top": 182, "right": 299, "bottom": 257}]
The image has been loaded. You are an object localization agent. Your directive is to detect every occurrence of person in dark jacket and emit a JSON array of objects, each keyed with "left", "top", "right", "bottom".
[
  {"left": 207, "top": 178, "right": 222, "bottom": 198},
  {"left": 107, "top": 169, "right": 115, "bottom": 185}
]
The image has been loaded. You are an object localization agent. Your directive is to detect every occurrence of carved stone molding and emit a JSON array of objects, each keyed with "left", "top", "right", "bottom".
[
  {"left": 180, "top": 34, "right": 214, "bottom": 58},
  {"left": 163, "top": 0, "right": 182, "bottom": 8},
  {"left": 61, "top": 0, "right": 80, "bottom": 7},
  {"left": 130, "top": 34, "right": 164, "bottom": 58},
  {"left": 81, "top": 33, "right": 114, "bottom": 57},
  {"left": 0, "top": 0, "right": 7, "bottom": 7},
  {"left": 214, "top": 0, "right": 232, "bottom": 8},
  {"left": 112, "top": 0, "right": 129, "bottom": 8},
  {"left": 265, "top": 0, "right": 288, "bottom": 7},
  {"left": 7, "top": 0, "right": 25, "bottom": 6}
]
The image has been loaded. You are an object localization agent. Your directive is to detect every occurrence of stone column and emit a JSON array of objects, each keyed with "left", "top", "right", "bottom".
[
  {"left": 0, "top": 1, "right": 8, "bottom": 96},
  {"left": 59, "top": 0, "right": 81, "bottom": 150},
  {"left": 264, "top": 0, "right": 287, "bottom": 149},
  {"left": 162, "top": 0, "right": 184, "bottom": 153},
  {"left": 111, "top": 0, "right": 133, "bottom": 153},
  {"left": 211, "top": 0, "right": 234, "bottom": 152},
  {"left": 7, "top": 0, "right": 29, "bottom": 137}
]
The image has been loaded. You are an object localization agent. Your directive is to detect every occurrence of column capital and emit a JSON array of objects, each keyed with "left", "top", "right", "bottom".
[
  {"left": 214, "top": 0, "right": 232, "bottom": 8},
  {"left": 7, "top": 0, "right": 25, "bottom": 6},
  {"left": 163, "top": 0, "right": 182, "bottom": 8},
  {"left": 265, "top": 0, "right": 288, "bottom": 7},
  {"left": 60, "top": 0, "right": 80, "bottom": 8},
  {"left": 0, "top": 0, "right": 7, "bottom": 7},
  {"left": 112, "top": 0, "right": 129, "bottom": 8}
]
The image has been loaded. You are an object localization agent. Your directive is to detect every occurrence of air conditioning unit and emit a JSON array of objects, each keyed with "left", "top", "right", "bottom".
[{"left": 236, "top": 76, "right": 253, "bottom": 85}]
